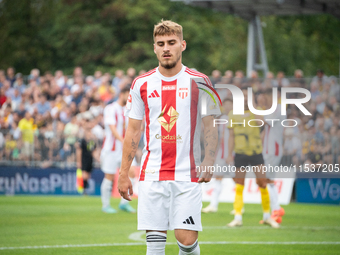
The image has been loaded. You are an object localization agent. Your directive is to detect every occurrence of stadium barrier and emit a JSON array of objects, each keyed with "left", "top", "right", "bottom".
[
  {"left": 296, "top": 178, "right": 340, "bottom": 204},
  {"left": 0, "top": 166, "right": 103, "bottom": 196}
]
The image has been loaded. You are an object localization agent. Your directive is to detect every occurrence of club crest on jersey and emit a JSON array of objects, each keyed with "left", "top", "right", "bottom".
[
  {"left": 179, "top": 87, "right": 188, "bottom": 99},
  {"left": 157, "top": 105, "right": 179, "bottom": 132}
]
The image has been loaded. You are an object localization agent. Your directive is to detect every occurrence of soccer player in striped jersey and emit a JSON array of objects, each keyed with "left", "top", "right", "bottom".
[
  {"left": 100, "top": 87, "right": 136, "bottom": 213},
  {"left": 202, "top": 98, "right": 233, "bottom": 213},
  {"left": 261, "top": 88, "right": 285, "bottom": 223},
  {"left": 118, "top": 20, "right": 219, "bottom": 255}
]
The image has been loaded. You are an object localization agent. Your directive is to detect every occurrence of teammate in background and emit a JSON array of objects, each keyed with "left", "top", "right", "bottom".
[
  {"left": 261, "top": 88, "right": 285, "bottom": 224},
  {"left": 100, "top": 87, "right": 136, "bottom": 213},
  {"left": 202, "top": 98, "right": 233, "bottom": 213},
  {"left": 118, "top": 20, "right": 219, "bottom": 255},
  {"left": 226, "top": 87, "right": 279, "bottom": 228},
  {"left": 76, "top": 112, "right": 100, "bottom": 194}
]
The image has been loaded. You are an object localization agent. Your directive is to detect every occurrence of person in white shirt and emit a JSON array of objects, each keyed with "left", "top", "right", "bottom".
[
  {"left": 118, "top": 20, "right": 219, "bottom": 255},
  {"left": 261, "top": 88, "right": 286, "bottom": 224},
  {"left": 100, "top": 87, "right": 136, "bottom": 213}
]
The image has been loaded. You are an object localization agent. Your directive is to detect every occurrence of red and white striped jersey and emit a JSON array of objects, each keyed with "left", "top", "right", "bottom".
[
  {"left": 102, "top": 101, "right": 127, "bottom": 152},
  {"left": 126, "top": 65, "right": 220, "bottom": 182},
  {"left": 263, "top": 105, "right": 284, "bottom": 157},
  {"left": 215, "top": 114, "right": 229, "bottom": 162}
]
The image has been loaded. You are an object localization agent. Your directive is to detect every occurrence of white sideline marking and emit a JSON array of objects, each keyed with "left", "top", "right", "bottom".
[
  {"left": 1, "top": 241, "right": 340, "bottom": 250},
  {"left": 204, "top": 226, "right": 340, "bottom": 230}
]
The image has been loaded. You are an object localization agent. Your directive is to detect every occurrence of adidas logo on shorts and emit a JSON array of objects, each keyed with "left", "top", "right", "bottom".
[{"left": 183, "top": 216, "right": 195, "bottom": 225}]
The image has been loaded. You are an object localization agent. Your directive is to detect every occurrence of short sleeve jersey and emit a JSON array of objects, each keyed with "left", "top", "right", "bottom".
[
  {"left": 228, "top": 110, "right": 262, "bottom": 156},
  {"left": 102, "top": 102, "right": 127, "bottom": 152},
  {"left": 125, "top": 65, "right": 220, "bottom": 182}
]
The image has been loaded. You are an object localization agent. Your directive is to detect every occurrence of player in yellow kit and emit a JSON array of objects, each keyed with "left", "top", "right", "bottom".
[{"left": 226, "top": 87, "right": 279, "bottom": 228}]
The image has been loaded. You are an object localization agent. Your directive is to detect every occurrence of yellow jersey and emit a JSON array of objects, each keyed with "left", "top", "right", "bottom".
[
  {"left": 18, "top": 118, "right": 34, "bottom": 143},
  {"left": 228, "top": 110, "right": 262, "bottom": 156}
]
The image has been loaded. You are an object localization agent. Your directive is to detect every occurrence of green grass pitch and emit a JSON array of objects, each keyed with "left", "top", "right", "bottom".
[{"left": 0, "top": 196, "right": 339, "bottom": 254}]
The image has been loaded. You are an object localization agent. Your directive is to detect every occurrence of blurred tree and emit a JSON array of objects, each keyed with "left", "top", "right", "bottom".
[{"left": 0, "top": 0, "right": 339, "bottom": 76}]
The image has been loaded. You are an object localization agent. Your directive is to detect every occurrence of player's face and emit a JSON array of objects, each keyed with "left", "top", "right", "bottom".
[{"left": 154, "top": 34, "right": 186, "bottom": 69}]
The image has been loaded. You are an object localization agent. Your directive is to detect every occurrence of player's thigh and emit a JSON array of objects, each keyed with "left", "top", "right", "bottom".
[
  {"left": 137, "top": 181, "right": 170, "bottom": 231},
  {"left": 100, "top": 150, "right": 120, "bottom": 174},
  {"left": 170, "top": 182, "right": 202, "bottom": 232},
  {"left": 251, "top": 154, "right": 266, "bottom": 187},
  {"left": 264, "top": 155, "right": 282, "bottom": 180}
]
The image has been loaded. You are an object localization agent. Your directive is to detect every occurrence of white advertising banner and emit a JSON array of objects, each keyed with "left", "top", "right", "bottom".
[{"left": 201, "top": 177, "right": 295, "bottom": 205}]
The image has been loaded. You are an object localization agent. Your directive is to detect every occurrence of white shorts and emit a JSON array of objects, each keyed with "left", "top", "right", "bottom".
[
  {"left": 264, "top": 154, "right": 282, "bottom": 180},
  {"left": 100, "top": 150, "right": 121, "bottom": 174},
  {"left": 138, "top": 181, "right": 202, "bottom": 232}
]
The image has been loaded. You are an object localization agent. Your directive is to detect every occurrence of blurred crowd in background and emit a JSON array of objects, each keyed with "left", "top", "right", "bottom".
[{"left": 0, "top": 66, "right": 339, "bottom": 169}]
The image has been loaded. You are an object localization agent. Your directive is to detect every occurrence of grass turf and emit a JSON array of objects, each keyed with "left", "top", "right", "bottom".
[{"left": 0, "top": 196, "right": 339, "bottom": 254}]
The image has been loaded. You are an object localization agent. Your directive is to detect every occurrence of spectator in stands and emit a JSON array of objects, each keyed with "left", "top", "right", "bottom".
[
  {"left": 0, "top": 70, "right": 6, "bottom": 88},
  {"left": 6, "top": 67, "right": 16, "bottom": 87},
  {"left": 0, "top": 87, "right": 7, "bottom": 107},
  {"left": 329, "top": 76, "right": 340, "bottom": 101},
  {"left": 283, "top": 127, "right": 302, "bottom": 166},
  {"left": 85, "top": 75, "right": 95, "bottom": 93},
  {"left": 2, "top": 105, "right": 13, "bottom": 129},
  {"left": 310, "top": 83, "right": 321, "bottom": 101},
  {"left": 112, "top": 69, "right": 124, "bottom": 100},
  {"left": 210, "top": 69, "right": 221, "bottom": 86},
  {"left": 62, "top": 87, "right": 73, "bottom": 105},
  {"left": 18, "top": 111, "right": 35, "bottom": 164},
  {"left": 275, "top": 71, "right": 290, "bottom": 87},
  {"left": 312, "top": 69, "right": 329, "bottom": 89},
  {"left": 126, "top": 67, "right": 136, "bottom": 82},
  {"left": 55, "top": 70, "right": 66, "bottom": 89},
  {"left": 263, "top": 71, "right": 275, "bottom": 90},
  {"left": 3, "top": 80, "right": 14, "bottom": 98},
  {"left": 315, "top": 95, "right": 325, "bottom": 114},
  {"left": 13, "top": 73, "right": 26, "bottom": 93},
  {"left": 63, "top": 115, "right": 79, "bottom": 160},
  {"left": 93, "top": 70, "right": 103, "bottom": 87},
  {"left": 98, "top": 75, "right": 114, "bottom": 103},
  {"left": 10, "top": 88, "right": 22, "bottom": 111},
  {"left": 223, "top": 70, "right": 233, "bottom": 84},
  {"left": 292, "top": 69, "right": 306, "bottom": 88},
  {"left": 29, "top": 68, "right": 40, "bottom": 84},
  {"left": 35, "top": 94, "right": 51, "bottom": 115},
  {"left": 67, "top": 66, "right": 83, "bottom": 87},
  {"left": 71, "top": 83, "right": 83, "bottom": 106}
]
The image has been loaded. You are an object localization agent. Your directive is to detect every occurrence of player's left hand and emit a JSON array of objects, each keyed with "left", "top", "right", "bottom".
[
  {"left": 197, "top": 159, "right": 214, "bottom": 183},
  {"left": 118, "top": 174, "right": 133, "bottom": 201}
]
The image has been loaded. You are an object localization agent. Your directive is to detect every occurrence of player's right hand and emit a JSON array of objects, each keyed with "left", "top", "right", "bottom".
[{"left": 118, "top": 175, "right": 133, "bottom": 201}]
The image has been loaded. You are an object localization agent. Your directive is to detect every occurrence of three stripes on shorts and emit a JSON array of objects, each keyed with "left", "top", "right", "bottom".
[{"left": 183, "top": 216, "right": 195, "bottom": 225}]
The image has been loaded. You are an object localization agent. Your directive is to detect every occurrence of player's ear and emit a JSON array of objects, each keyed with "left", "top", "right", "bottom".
[
  {"left": 181, "top": 40, "right": 186, "bottom": 52},
  {"left": 154, "top": 43, "right": 156, "bottom": 54}
]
